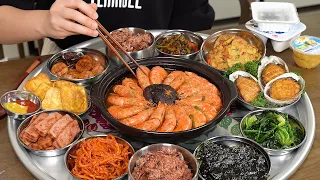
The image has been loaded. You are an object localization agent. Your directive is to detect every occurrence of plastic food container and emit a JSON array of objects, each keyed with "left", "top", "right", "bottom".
[
  {"left": 251, "top": 2, "right": 300, "bottom": 32},
  {"left": 246, "top": 21, "right": 306, "bottom": 52},
  {"left": 290, "top": 36, "right": 320, "bottom": 69}
]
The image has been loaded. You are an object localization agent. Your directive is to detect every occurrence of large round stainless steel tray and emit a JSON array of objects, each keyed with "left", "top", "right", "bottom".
[{"left": 8, "top": 30, "right": 316, "bottom": 180}]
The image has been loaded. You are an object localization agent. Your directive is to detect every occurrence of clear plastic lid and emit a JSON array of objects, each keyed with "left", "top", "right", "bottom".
[
  {"left": 251, "top": 2, "right": 300, "bottom": 24},
  {"left": 245, "top": 21, "right": 306, "bottom": 41},
  {"left": 290, "top": 36, "right": 320, "bottom": 55}
]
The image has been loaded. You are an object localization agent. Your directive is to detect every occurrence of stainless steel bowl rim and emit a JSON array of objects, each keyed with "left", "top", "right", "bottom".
[
  {"left": 0, "top": 90, "right": 42, "bottom": 116},
  {"left": 128, "top": 143, "right": 199, "bottom": 179},
  {"left": 193, "top": 135, "right": 271, "bottom": 179},
  {"left": 239, "top": 110, "right": 307, "bottom": 153},
  {"left": 16, "top": 110, "right": 85, "bottom": 154},
  {"left": 200, "top": 28, "right": 267, "bottom": 72},
  {"left": 64, "top": 134, "right": 135, "bottom": 180},
  {"left": 47, "top": 48, "right": 110, "bottom": 82},
  {"left": 238, "top": 94, "right": 301, "bottom": 111},
  {"left": 155, "top": 29, "right": 204, "bottom": 57},
  {"left": 109, "top": 27, "right": 156, "bottom": 53}
]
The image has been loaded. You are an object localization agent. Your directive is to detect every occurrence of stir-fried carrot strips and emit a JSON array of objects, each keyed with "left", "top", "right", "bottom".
[{"left": 70, "top": 134, "right": 133, "bottom": 180}]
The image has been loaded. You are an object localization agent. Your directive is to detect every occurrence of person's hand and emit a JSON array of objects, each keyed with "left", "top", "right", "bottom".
[{"left": 42, "top": 0, "right": 99, "bottom": 39}]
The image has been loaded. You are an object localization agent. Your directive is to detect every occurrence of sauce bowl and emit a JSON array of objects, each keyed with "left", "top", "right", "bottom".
[{"left": 1, "top": 90, "right": 41, "bottom": 120}]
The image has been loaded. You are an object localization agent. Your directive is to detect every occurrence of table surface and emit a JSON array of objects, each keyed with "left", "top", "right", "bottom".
[{"left": 0, "top": 26, "right": 319, "bottom": 180}]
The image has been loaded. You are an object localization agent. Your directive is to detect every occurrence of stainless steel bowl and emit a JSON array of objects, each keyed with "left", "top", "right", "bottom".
[
  {"left": 194, "top": 135, "right": 271, "bottom": 179},
  {"left": 16, "top": 110, "right": 84, "bottom": 156},
  {"left": 200, "top": 28, "right": 266, "bottom": 73},
  {"left": 47, "top": 48, "right": 109, "bottom": 85},
  {"left": 65, "top": 134, "right": 134, "bottom": 180},
  {"left": 240, "top": 110, "right": 307, "bottom": 156},
  {"left": 1, "top": 90, "right": 41, "bottom": 120},
  {"left": 107, "top": 27, "right": 155, "bottom": 65},
  {"left": 155, "top": 29, "right": 204, "bottom": 60},
  {"left": 128, "top": 143, "right": 198, "bottom": 180}
]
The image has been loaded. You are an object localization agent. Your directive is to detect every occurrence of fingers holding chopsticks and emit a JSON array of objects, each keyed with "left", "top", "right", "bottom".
[{"left": 43, "top": 0, "right": 99, "bottom": 39}]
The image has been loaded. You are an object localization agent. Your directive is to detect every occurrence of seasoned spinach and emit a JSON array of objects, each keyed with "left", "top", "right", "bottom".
[{"left": 242, "top": 112, "right": 305, "bottom": 149}]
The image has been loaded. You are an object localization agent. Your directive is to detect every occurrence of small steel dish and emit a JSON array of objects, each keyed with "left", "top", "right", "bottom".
[
  {"left": 155, "top": 29, "right": 204, "bottom": 60},
  {"left": 1, "top": 90, "right": 41, "bottom": 120},
  {"left": 65, "top": 134, "right": 135, "bottom": 180},
  {"left": 16, "top": 110, "right": 84, "bottom": 157},
  {"left": 47, "top": 48, "right": 109, "bottom": 85},
  {"left": 128, "top": 143, "right": 198, "bottom": 180},
  {"left": 200, "top": 28, "right": 266, "bottom": 73},
  {"left": 240, "top": 110, "right": 307, "bottom": 156},
  {"left": 107, "top": 27, "right": 155, "bottom": 65},
  {"left": 194, "top": 135, "right": 271, "bottom": 179}
]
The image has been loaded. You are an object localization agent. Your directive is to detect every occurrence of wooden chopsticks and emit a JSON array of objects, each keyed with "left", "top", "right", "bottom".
[
  {"left": 95, "top": 20, "right": 148, "bottom": 77},
  {"left": 96, "top": 28, "right": 137, "bottom": 78}
]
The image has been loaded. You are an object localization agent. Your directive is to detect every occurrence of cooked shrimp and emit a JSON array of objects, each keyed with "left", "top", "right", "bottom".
[
  {"left": 149, "top": 66, "right": 168, "bottom": 84},
  {"left": 113, "top": 85, "right": 143, "bottom": 98},
  {"left": 75, "top": 55, "right": 93, "bottom": 72},
  {"left": 179, "top": 93, "right": 222, "bottom": 111},
  {"left": 135, "top": 119, "right": 161, "bottom": 131},
  {"left": 91, "top": 65, "right": 104, "bottom": 76},
  {"left": 121, "top": 108, "right": 155, "bottom": 126},
  {"left": 122, "top": 78, "right": 138, "bottom": 86},
  {"left": 169, "top": 72, "right": 188, "bottom": 90},
  {"left": 178, "top": 80, "right": 218, "bottom": 99},
  {"left": 136, "top": 66, "right": 151, "bottom": 89},
  {"left": 177, "top": 81, "right": 202, "bottom": 98},
  {"left": 122, "top": 78, "right": 139, "bottom": 89},
  {"left": 200, "top": 92, "right": 222, "bottom": 111},
  {"left": 185, "top": 71, "right": 219, "bottom": 95},
  {"left": 107, "top": 94, "right": 150, "bottom": 106},
  {"left": 173, "top": 105, "right": 192, "bottom": 132},
  {"left": 122, "top": 78, "right": 143, "bottom": 97},
  {"left": 51, "top": 62, "right": 68, "bottom": 77},
  {"left": 163, "top": 71, "right": 185, "bottom": 85},
  {"left": 135, "top": 102, "right": 167, "bottom": 131},
  {"left": 149, "top": 102, "right": 167, "bottom": 124},
  {"left": 108, "top": 105, "right": 148, "bottom": 120},
  {"left": 156, "top": 106, "right": 177, "bottom": 132},
  {"left": 182, "top": 105, "right": 206, "bottom": 128},
  {"left": 180, "top": 101, "right": 217, "bottom": 122},
  {"left": 78, "top": 71, "right": 94, "bottom": 79}
]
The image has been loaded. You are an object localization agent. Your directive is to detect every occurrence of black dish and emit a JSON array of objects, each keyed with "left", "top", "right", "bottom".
[{"left": 90, "top": 57, "right": 238, "bottom": 143}]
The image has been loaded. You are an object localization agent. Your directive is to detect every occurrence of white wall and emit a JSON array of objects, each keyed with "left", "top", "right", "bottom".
[
  {"left": 209, "top": 0, "right": 240, "bottom": 20},
  {"left": 209, "top": 0, "right": 320, "bottom": 20},
  {"left": 2, "top": 43, "right": 30, "bottom": 60}
]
